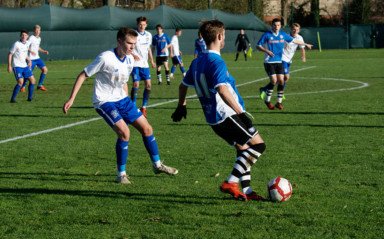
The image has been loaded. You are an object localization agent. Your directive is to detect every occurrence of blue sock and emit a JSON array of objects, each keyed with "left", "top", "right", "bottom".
[
  {"left": 283, "top": 82, "right": 286, "bottom": 89},
  {"left": 116, "top": 139, "right": 129, "bottom": 172},
  {"left": 143, "top": 134, "right": 160, "bottom": 163},
  {"left": 171, "top": 66, "right": 176, "bottom": 74},
  {"left": 143, "top": 89, "right": 150, "bottom": 107},
  {"left": 22, "top": 79, "right": 27, "bottom": 88},
  {"left": 130, "top": 87, "right": 138, "bottom": 104},
  {"left": 180, "top": 66, "right": 185, "bottom": 74},
  {"left": 28, "top": 84, "right": 35, "bottom": 100},
  {"left": 38, "top": 73, "right": 46, "bottom": 86},
  {"left": 11, "top": 84, "right": 21, "bottom": 101}
]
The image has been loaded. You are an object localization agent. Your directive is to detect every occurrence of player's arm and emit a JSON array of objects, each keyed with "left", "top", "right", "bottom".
[
  {"left": 171, "top": 83, "right": 188, "bottom": 122},
  {"left": 26, "top": 56, "right": 32, "bottom": 68},
  {"left": 63, "top": 71, "right": 88, "bottom": 114},
  {"left": 38, "top": 47, "right": 49, "bottom": 55},
  {"left": 245, "top": 34, "right": 251, "bottom": 46},
  {"left": 123, "top": 83, "right": 129, "bottom": 96},
  {"left": 148, "top": 48, "right": 156, "bottom": 68},
  {"left": 216, "top": 85, "right": 244, "bottom": 114},
  {"left": 28, "top": 48, "right": 37, "bottom": 56},
  {"left": 300, "top": 47, "right": 306, "bottom": 62},
  {"left": 7, "top": 52, "right": 13, "bottom": 73},
  {"left": 292, "top": 39, "right": 313, "bottom": 49},
  {"left": 131, "top": 53, "right": 140, "bottom": 61},
  {"left": 256, "top": 45, "right": 274, "bottom": 57}
]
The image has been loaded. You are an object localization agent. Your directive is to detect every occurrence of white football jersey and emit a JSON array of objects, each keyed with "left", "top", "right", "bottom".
[
  {"left": 9, "top": 40, "right": 30, "bottom": 68},
  {"left": 132, "top": 30, "right": 152, "bottom": 68},
  {"left": 171, "top": 35, "right": 180, "bottom": 56},
  {"left": 28, "top": 35, "right": 41, "bottom": 60},
  {"left": 282, "top": 34, "right": 305, "bottom": 63},
  {"left": 84, "top": 49, "right": 134, "bottom": 108}
]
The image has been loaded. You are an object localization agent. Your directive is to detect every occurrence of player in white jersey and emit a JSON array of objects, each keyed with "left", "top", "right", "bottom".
[
  {"left": 172, "top": 20, "right": 267, "bottom": 201},
  {"left": 8, "top": 29, "right": 36, "bottom": 103},
  {"left": 130, "top": 17, "right": 156, "bottom": 118},
  {"left": 22, "top": 25, "right": 49, "bottom": 92},
  {"left": 166, "top": 28, "right": 186, "bottom": 79},
  {"left": 63, "top": 27, "right": 178, "bottom": 184}
]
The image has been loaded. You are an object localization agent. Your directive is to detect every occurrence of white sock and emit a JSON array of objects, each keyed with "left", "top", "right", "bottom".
[
  {"left": 117, "top": 171, "right": 126, "bottom": 177},
  {"left": 153, "top": 161, "right": 162, "bottom": 168}
]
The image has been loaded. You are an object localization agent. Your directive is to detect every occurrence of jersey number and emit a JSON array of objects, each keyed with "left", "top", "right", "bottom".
[{"left": 194, "top": 72, "right": 210, "bottom": 98}]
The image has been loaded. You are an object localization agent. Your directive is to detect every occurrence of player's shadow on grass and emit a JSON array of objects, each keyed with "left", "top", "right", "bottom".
[
  {"left": 0, "top": 187, "right": 223, "bottom": 205},
  {"left": 256, "top": 111, "right": 384, "bottom": 116},
  {"left": 257, "top": 123, "right": 384, "bottom": 128},
  {"left": 0, "top": 114, "right": 92, "bottom": 118}
]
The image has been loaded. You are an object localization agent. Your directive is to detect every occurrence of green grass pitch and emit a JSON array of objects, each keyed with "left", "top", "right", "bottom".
[{"left": 0, "top": 49, "right": 383, "bottom": 238}]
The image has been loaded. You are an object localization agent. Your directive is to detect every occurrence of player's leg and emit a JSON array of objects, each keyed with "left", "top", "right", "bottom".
[
  {"left": 130, "top": 67, "right": 140, "bottom": 105},
  {"left": 243, "top": 48, "right": 247, "bottom": 61},
  {"left": 264, "top": 74, "right": 277, "bottom": 110},
  {"left": 21, "top": 61, "right": 36, "bottom": 90},
  {"left": 10, "top": 69, "right": 24, "bottom": 103},
  {"left": 26, "top": 75, "right": 36, "bottom": 101},
  {"left": 37, "top": 64, "right": 48, "bottom": 91},
  {"left": 178, "top": 57, "right": 186, "bottom": 77},
  {"left": 235, "top": 50, "right": 240, "bottom": 61},
  {"left": 156, "top": 57, "right": 162, "bottom": 84},
  {"left": 131, "top": 116, "right": 178, "bottom": 175},
  {"left": 170, "top": 56, "right": 177, "bottom": 79},
  {"left": 140, "top": 78, "right": 151, "bottom": 118},
  {"left": 163, "top": 58, "right": 170, "bottom": 85},
  {"left": 275, "top": 74, "right": 285, "bottom": 109}
]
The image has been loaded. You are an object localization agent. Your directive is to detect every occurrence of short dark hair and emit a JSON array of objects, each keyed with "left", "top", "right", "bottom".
[
  {"left": 175, "top": 28, "right": 182, "bottom": 33},
  {"left": 117, "top": 27, "right": 138, "bottom": 41},
  {"left": 156, "top": 24, "right": 163, "bottom": 30},
  {"left": 20, "top": 29, "right": 28, "bottom": 35},
  {"left": 136, "top": 16, "right": 148, "bottom": 24},
  {"left": 272, "top": 18, "right": 282, "bottom": 25},
  {"left": 199, "top": 20, "right": 225, "bottom": 46}
]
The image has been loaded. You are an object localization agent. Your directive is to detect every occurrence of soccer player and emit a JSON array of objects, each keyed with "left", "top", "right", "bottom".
[
  {"left": 259, "top": 23, "right": 308, "bottom": 100},
  {"left": 63, "top": 27, "right": 178, "bottom": 184},
  {"left": 256, "top": 18, "right": 312, "bottom": 110},
  {"left": 152, "top": 24, "right": 172, "bottom": 85},
  {"left": 130, "top": 16, "right": 156, "bottom": 118},
  {"left": 194, "top": 31, "right": 206, "bottom": 59},
  {"left": 168, "top": 28, "right": 186, "bottom": 79},
  {"left": 234, "top": 29, "right": 251, "bottom": 61},
  {"left": 8, "top": 29, "right": 36, "bottom": 103},
  {"left": 21, "top": 25, "right": 49, "bottom": 92},
  {"left": 172, "top": 20, "right": 266, "bottom": 201}
]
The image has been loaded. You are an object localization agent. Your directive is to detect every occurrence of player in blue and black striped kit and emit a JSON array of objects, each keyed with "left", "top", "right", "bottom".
[{"left": 172, "top": 20, "right": 267, "bottom": 201}]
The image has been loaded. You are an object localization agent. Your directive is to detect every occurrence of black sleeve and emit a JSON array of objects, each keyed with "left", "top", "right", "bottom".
[
  {"left": 245, "top": 34, "right": 250, "bottom": 44},
  {"left": 235, "top": 34, "right": 240, "bottom": 46}
]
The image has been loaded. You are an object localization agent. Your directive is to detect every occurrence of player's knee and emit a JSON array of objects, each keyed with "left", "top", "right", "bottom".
[
  {"left": 250, "top": 143, "right": 266, "bottom": 154},
  {"left": 43, "top": 67, "right": 48, "bottom": 74}
]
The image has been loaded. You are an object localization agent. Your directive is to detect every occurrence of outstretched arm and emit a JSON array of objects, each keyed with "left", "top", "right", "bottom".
[
  {"left": 292, "top": 39, "right": 313, "bottom": 49},
  {"left": 63, "top": 71, "right": 88, "bottom": 114}
]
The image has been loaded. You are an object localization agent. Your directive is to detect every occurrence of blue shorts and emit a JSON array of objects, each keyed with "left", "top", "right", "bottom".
[
  {"left": 31, "top": 58, "right": 46, "bottom": 71},
  {"left": 282, "top": 61, "right": 291, "bottom": 75},
  {"left": 131, "top": 67, "right": 151, "bottom": 82},
  {"left": 95, "top": 97, "right": 143, "bottom": 127},
  {"left": 13, "top": 67, "right": 33, "bottom": 80},
  {"left": 172, "top": 55, "right": 183, "bottom": 65}
]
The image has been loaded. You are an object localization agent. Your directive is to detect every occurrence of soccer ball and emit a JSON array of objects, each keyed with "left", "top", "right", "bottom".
[{"left": 267, "top": 177, "right": 292, "bottom": 202}]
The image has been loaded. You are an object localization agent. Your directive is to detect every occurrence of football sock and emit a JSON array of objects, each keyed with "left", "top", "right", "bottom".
[
  {"left": 143, "top": 89, "right": 150, "bottom": 107},
  {"left": 283, "top": 82, "right": 286, "bottom": 89},
  {"left": 266, "top": 83, "right": 274, "bottom": 102},
  {"left": 235, "top": 53, "right": 239, "bottom": 61},
  {"left": 22, "top": 79, "right": 27, "bottom": 88},
  {"left": 240, "top": 168, "right": 252, "bottom": 194},
  {"left": 28, "top": 83, "right": 35, "bottom": 100},
  {"left": 38, "top": 73, "right": 46, "bottom": 86},
  {"left": 180, "top": 66, "right": 185, "bottom": 75},
  {"left": 157, "top": 71, "right": 161, "bottom": 82},
  {"left": 227, "top": 154, "right": 249, "bottom": 184},
  {"left": 130, "top": 87, "right": 138, "bottom": 104},
  {"left": 143, "top": 134, "right": 161, "bottom": 168},
  {"left": 166, "top": 70, "right": 170, "bottom": 81},
  {"left": 171, "top": 66, "right": 176, "bottom": 75},
  {"left": 239, "top": 144, "right": 265, "bottom": 194},
  {"left": 11, "top": 84, "right": 21, "bottom": 101},
  {"left": 116, "top": 138, "right": 129, "bottom": 173},
  {"left": 244, "top": 53, "right": 247, "bottom": 61},
  {"left": 277, "top": 84, "right": 284, "bottom": 104}
]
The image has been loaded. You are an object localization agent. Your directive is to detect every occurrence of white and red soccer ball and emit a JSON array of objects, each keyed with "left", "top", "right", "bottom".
[{"left": 267, "top": 177, "right": 292, "bottom": 202}]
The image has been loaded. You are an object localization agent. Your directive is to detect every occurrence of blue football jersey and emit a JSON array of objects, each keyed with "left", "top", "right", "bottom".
[
  {"left": 152, "top": 33, "right": 171, "bottom": 56},
  {"left": 182, "top": 50, "right": 245, "bottom": 125},
  {"left": 194, "top": 38, "right": 206, "bottom": 55},
  {"left": 257, "top": 30, "right": 294, "bottom": 63}
]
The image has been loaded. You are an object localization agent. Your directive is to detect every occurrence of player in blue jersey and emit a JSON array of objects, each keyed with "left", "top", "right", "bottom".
[
  {"left": 8, "top": 29, "right": 36, "bottom": 103},
  {"left": 152, "top": 24, "right": 172, "bottom": 85},
  {"left": 63, "top": 27, "right": 178, "bottom": 184},
  {"left": 194, "top": 31, "right": 206, "bottom": 59},
  {"left": 130, "top": 16, "right": 156, "bottom": 118},
  {"left": 172, "top": 20, "right": 267, "bottom": 201},
  {"left": 256, "top": 18, "right": 312, "bottom": 110}
]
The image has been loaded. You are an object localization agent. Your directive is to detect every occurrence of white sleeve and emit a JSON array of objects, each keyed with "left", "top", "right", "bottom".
[
  {"left": 298, "top": 35, "right": 305, "bottom": 48},
  {"left": 9, "top": 42, "right": 17, "bottom": 54},
  {"left": 84, "top": 53, "right": 104, "bottom": 77}
]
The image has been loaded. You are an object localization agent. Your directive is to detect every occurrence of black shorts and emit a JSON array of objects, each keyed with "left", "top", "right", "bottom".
[
  {"left": 211, "top": 114, "right": 259, "bottom": 146},
  {"left": 264, "top": 63, "right": 284, "bottom": 76},
  {"left": 237, "top": 45, "right": 247, "bottom": 52},
  {"left": 156, "top": 56, "right": 168, "bottom": 66}
]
